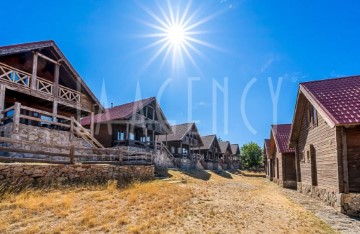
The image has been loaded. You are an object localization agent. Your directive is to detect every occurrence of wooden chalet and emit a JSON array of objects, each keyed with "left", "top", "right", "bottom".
[
  {"left": 230, "top": 143, "right": 241, "bottom": 169},
  {"left": 157, "top": 123, "right": 203, "bottom": 158},
  {"left": 192, "top": 135, "right": 221, "bottom": 161},
  {"left": 289, "top": 76, "right": 360, "bottom": 216},
  {"left": 0, "top": 41, "right": 103, "bottom": 149},
  {"left": 219, "top": 141, "right": 233, "bottom": 169},
  {"left": 81, "top": 97, "right": 172, "bottom": 150},
  {"left": 269, "top": 124, "right": 297, "bottom": 188},
  {"left": 263, "top": 139, "right": 272, "bottom": 179}
]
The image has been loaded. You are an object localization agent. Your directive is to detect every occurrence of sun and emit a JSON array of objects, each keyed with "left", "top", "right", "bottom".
[
  {"left": 139, "top": 0, "right": 219, "bottom": 70},
  {"left": 167, "top": 24, "right": 185, "bottom": 45}
]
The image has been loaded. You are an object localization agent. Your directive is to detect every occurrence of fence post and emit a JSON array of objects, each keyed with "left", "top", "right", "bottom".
[
  {"left": 70, "top": 117, "right": 74, "bottom": 142},
  {"left": 13, "top": 102, "right": 21, "bottom": 134},
  {"left": 69, "top": 145, "right": 75, "bottom": 164}
]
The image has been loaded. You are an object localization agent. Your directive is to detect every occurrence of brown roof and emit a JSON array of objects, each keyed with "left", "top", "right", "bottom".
[
  {"left": 197, "top": 135, "right": 218, "bottom": 150},
  {"left": 263, "top": 139, "right": 270, "bottom": 158},
  {"left": 219, "top": 141, "right": 232, "bottom": 154},
  {"left": 301, "top": 76, "right": 360, "bottom": 126},
  {"left": 230, "top": 144, "right": 240, "bottom": 155},
  {"left": 271, "top": 124, "right": 294, "bottom": 153},
  {"left": 157, "top": 123, "right": 203, "bottom": 145},
  {"left": 81, "top": 97, "right": 155, "bottom": 125},
  {"left": 0, "top": 40, "right": 103, "bottom": 111}
]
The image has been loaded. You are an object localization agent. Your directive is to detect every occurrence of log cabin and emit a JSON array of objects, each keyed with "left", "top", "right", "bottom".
[
  {"left": 263, "top": 139, "right": 272, "bottom": 179},
  {"left": 230, "top": 143, "right": 241, "bottom": 169},
  {"left": 289, "top": 76, "right": 360, "bottom": 216},
  {"left": 192, "top": 134, "right": 221, "bottom": 170},
  {"left": 0, "top": 41, "right": 103, "bottom": 150},
  {"left": 81, "top": 97, "right": 172, "bottom": 151},
  {"left": 157, "top": 123, "right": 203, "bottom": 159},
  {"left": 219, "top": 141, "right": 233, "bottom": 169},
  {"left": 269, "top": 124, "right": 297, "bottom": 189}
]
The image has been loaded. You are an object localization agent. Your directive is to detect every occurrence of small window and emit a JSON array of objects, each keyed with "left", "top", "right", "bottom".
[
  {"left": 129, "top": 133, "right": 135, "bottom": 140},
  {"left": 307, "top": 151, "right": 310, "bottom": 163},
  {"left": 300, "top": 151, "right": 305, "bottom": 163},
  {"left": 178, "top": 147, "right": 182, "bottom": 154},
  {"left": 171, "top": 146, "right": 175, "bottom": 154},
  {"left": 117, "top": 131, "right": 125, "bottom": 140},
  {"left": 313, "top": 108, "right": 318, "bottom": 127}
]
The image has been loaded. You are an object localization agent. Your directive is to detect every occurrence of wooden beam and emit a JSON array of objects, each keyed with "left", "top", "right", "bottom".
[
  {"left": 52, "top": 100, "right": 58, "bottom": 122},
  {"left": 0, "top": 84, "right": 5, "bottom": 119},
  {"left": 13, "top": 102, "right": 21, "bottom": 133},
  {"left": 30, "top": 53, "right": 38, "bottom": 90},
  {"left": 90, "top": 112, "right": 94, "bottom": 137},
  {"left": 342, "top": 127, "right": 349, "bottom": 193},
  {"left": 53, "top": 63, "right": 60, "bottom": 97},
  {"left": 37, "top": 52, "right": 61, "bottom": 65}
]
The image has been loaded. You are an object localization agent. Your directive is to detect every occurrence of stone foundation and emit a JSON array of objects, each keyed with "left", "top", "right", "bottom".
[
  {"left": 0, "top": 163, "right": 154, "bottom": 192},
  {"left": 297, "top": 182, "right": 341, "bottom": 211},
  {"left": 272, "top": 178, "right": 296, "bottom": 189},
  {"left": 153, "top": 151, "right": 175, "bottom": 169},
  {"left": 342, "top": 193, "right": 360, "bottom": 217}
]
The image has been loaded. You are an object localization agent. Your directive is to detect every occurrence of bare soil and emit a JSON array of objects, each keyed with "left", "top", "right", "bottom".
[{"left": 0, "top": 169, "right": 335, "bottom": 233}]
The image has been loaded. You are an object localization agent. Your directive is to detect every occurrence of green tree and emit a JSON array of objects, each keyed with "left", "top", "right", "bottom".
[{"left": 240, "top": 142, "right": 262, "bottom": 168}]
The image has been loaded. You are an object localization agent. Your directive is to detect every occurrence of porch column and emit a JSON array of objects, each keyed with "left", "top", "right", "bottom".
[
  {"left": 30, "top": 52, "right": 38, "bottom": 90},
  {"left": 53, "top": 63, "right": 60, "bottom": 98},
  {"left": 0, "top": 84, "right": 5, "bottom": 119},
  {"left": 52, "top": 101, "right": 58, "bottom": 122},
  {"left": 126, "top": 123, "right": 130, "bottom": 139},
  {"left": 90, "top": 112, "right": 94, "bottom": 137}
]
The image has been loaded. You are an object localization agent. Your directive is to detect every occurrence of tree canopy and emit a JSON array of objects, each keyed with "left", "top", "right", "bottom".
[{"left": 240, "top": 142, "right": 262, "bottom": 168}]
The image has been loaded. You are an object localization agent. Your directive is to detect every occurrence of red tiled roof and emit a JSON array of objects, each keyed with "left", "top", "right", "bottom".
[
  {"left": 264, "top": 139, "right": 270, "bottom": 157},
  {"left": 81, "top": 97, "right": 155, "bottom": 125},
  {"left": 271, "top": 124, "right": 294, "bottom": 153},
  {"left": 301, "top": 75, "right": 360, "bottom": 125}
]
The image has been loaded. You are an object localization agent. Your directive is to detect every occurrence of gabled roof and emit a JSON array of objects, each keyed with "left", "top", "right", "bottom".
[
  {"left": 81, "top": 97, "right": 161, "bottom": 125},
  {"left": 300, "top": 76, "right": 360, "bottom": 126},
  {"left": 263, "top": 139, "right": 270, "bottom": 158},
  {"left": 0, "top": 40, "right": 103, "bottom": 110},
  {"left": 230, "top": 144, "right": 240, "bottom": 155},
  {"left": 157, "top": 123, "right": 203, "bottom": 145},
  {"left": 219, "top": 141, "right": 232, "bottom": 154},
  {"left": 271, "top": 124, "right": 294, "bottom": 154},
  {"left": 290, "top": 75, "right": 360, "bottom": 144},
  {"left": 196, "top": 135, "right": 220, "bottom": 151}
]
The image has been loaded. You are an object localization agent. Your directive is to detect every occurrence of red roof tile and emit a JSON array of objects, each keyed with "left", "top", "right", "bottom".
[
  {"left": 301, "top": 76, "right": 360, "bottom": 125},
  {"left": 81, "top": 97, "right": 155, "bottom": 125},
  {"left": 272, "top": 124, "right": 294, "bottom": 153}
]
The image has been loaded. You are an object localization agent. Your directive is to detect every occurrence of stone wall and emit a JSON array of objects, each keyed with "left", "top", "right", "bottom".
[
  {"left": 0, "top": 163, "right": 154, "bottom": 192},
  {"left": 273, "top": 178, "right": 297, "bottom": 189},
  {"left": 153, "top": 151, "right": 175, "bottom": 169},
  {"left": 297, "top": 182, "right": 341, "bottom": 211},
  {"left": 342, "top": 193, "right": 360, "bottom": 217}
]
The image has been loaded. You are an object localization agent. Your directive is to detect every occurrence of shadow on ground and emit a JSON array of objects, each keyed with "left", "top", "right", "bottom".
[
  {"left": 181, "top": 169, "right": 212, "bottom": 181},
  {"left": 155, "top": 168, "right": 174, "bottom": 178},
  {"left": 214, "top": 170, "right": 233, "bottom": 179}
]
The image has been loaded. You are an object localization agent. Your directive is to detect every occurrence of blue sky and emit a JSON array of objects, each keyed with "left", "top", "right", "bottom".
[{"left": 2, "top": 0, "right": 360, "bottom": 146}]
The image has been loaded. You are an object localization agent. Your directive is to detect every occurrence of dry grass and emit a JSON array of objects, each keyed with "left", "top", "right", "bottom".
[{"left": 0, "top": 170, "right": 334, "bottom": 234}]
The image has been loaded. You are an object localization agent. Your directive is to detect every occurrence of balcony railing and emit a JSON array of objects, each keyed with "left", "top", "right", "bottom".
[{"left": 0, "top": 62, "right": 81, "bottom": 104}]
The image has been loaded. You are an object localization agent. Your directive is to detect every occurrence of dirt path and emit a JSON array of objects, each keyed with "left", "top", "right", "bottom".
[{"left": 0, "top": 169, "right": 347, "bottom": 233}]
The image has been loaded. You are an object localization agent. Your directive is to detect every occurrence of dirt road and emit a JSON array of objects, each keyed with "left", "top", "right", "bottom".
[{"left": 0, "top": 170, "right": 337, "bottom": 233}]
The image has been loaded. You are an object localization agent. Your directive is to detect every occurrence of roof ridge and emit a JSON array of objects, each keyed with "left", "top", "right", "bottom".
[
  {"left": 110, "top": 97, "right": 155, "bottom": 109},
  {"left": 300, "top": 75, "right": 360, "bottom": 85},
  {"left": 0, "top": 40, "right": 54, "bottom": 49}
]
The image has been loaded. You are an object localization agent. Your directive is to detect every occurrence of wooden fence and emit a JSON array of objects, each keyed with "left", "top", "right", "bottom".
[{"left": 0, "top": 136, "right": 153, "bottom": 165}]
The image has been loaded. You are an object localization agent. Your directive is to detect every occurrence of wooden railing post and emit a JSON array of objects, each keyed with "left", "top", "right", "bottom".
[
  {"left": 13, "top": 102, "right": 21, "bottom": 133},
  {"left": 69, "top": 145, "right": 75, "bottom": 164},
  {"left": 30, "top": 53, "right": 38, "bottom": 90},
  {"left": 0, "top": 84, "right": 5, "bottom": 120},
  {"left": 70, "top": 117, "right": 74, "bottom": 142}
]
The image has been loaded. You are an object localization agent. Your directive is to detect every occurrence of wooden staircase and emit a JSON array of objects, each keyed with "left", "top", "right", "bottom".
[{"left": 71, "top": 117, "right": 104, "bottom": 148}]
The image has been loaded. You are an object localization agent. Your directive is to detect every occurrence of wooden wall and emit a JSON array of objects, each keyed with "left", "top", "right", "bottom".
[
  {"left": 297, "top": 102, "right": 339, "bottom": 192},
  {"left": 283, "top": 153, "right": 296, "bottom": 181},
  {"left": 346, "top": 125, "right": 360, "bottom": 192}
]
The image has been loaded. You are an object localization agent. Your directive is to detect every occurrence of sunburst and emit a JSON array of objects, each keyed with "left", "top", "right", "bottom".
[{"left": 139, "top": 0, "right": 220, "bottom": 70}]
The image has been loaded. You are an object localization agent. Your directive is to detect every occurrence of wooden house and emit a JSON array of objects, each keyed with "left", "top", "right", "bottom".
[
  {"left": 263, "top": 139, "right": 272, "bottom": 179},
  {"left": 289, "top": 76, "right": 360, "bottom": 216},
  {"left": 81, "top": 97, "right": 172, "bottom": 150},
  {"left": 219, "top": 141, "right": 233, "bottom": 169},
  {"left": 157, "top": 123, "right": 203, "bottom": 158},
  {"left": 230, "top": 144, "right": 241, "bottom": 169},
  {"left": 0, "top": 41, "right": 103, "bottom": 149},
  {"left": 269, "top": 124, "right": 297, "bottom": 188},
  {"left": 192, "top": 135, "right": 221, "bottom": 169}
]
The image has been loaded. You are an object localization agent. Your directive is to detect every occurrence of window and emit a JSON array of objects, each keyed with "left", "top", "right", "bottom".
[
  {"left": 313, "top": 108, "right": 318, "bottom": 127},
  {"left": 300, "top": 151, "right": 305, "bottom": 163},
  {"left": 171, "top": 146, "right": 175, "bottom": 154},
  {"left": 178, "top": 147, "right": 182, "bottom": 154},
  {"left": 306, "top": 150, "right": 310, "bottom": 163},
  {"left": 307, "top": 105, "right": 318, "bottom": 128},
  {"left": 129, "top": 133, "right": 135, "bottom": 140},
  {"left": 117, "top": 131, "right": 125, "bottom": 140}
]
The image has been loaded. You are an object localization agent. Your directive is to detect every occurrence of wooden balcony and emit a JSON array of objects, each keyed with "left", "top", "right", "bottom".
[{"left": 0, "top": 62, "right": 81, "bottom": 105}]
